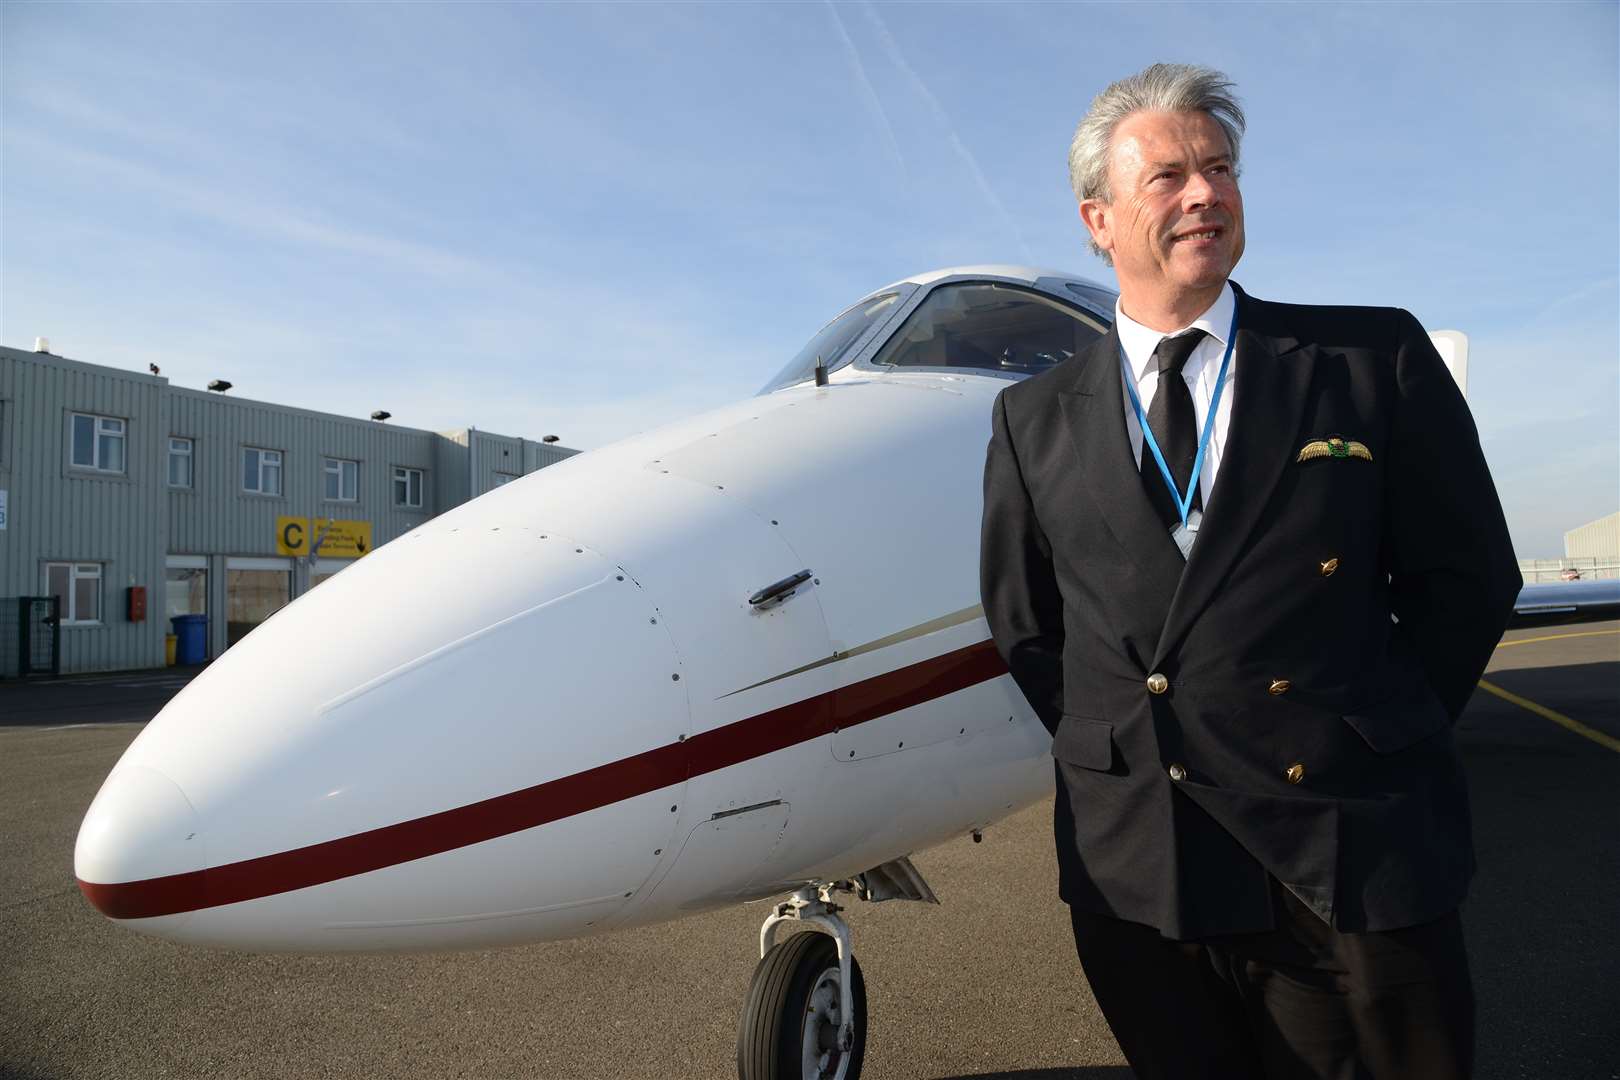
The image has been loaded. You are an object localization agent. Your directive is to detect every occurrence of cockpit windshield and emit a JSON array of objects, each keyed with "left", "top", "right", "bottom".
[
  {"left": 866, "top": 283, "right": 1109, "bottom": 377},
  {"left": 758, "top": 291, "right": 904, "bottom": 394}
]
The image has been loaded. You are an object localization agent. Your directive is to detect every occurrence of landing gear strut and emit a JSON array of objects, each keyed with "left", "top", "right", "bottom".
[
  {"left": 734, "top": 857, "right": 937, "bottom": 1080},
  {"left": 736, "top": 884, "right": 865, "bottom": 1080}
]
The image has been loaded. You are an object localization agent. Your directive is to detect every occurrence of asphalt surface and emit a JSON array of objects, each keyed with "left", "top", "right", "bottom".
[{"left": 1, "top": 624, "right": 1616, "bottom": 1080}]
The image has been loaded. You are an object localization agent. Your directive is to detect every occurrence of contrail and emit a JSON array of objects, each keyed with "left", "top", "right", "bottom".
[
  {"left": 859, "top": 0, "right": 1034, "bottom": 263},
  {"left": 1529, "top": 274, "right": 1620, "bottom": 325},
  {"left": 824, "top": 0, "right": 908, "bottom": 179}
]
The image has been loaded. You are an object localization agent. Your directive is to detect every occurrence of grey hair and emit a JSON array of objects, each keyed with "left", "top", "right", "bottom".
[{"left": 1068, "top": 64, "right": 1246, "bottom": 263}]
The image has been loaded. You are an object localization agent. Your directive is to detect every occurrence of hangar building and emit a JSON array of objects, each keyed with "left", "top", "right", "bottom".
[
  {"left": 0, "top": 343, "right": 578, "bottom": 677},
  {"left": 1564, "top": 511, "right": 1619, "bottom": 566}
]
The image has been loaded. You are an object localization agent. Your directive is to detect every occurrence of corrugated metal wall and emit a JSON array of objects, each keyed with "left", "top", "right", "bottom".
[
  {"left": 0, "top": 346, "right": 582, "bottom": 675},
  {"left": 468, "top": 430, "right": 581, "bottom": 496},
  {"left": 1564, "top": 511, "right": 1619, "bottom": 562},
  {"left": 435, "top": 428, "right": 471, "bottom": 510},
  {"left": 0, "top": 347, "right": 169, "bottom": 675},
  {"left": 165, "top": 387, "right": 439, "bottom": 558},
  {"left": 524, "top": 440, "right": 580, "bottom": 475},
  {"left": 1561, "top": 514, "right": 1613, "bottom": 566}
]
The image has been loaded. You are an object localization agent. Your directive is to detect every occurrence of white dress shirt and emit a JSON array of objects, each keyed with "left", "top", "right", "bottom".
[{"left": 1116, "top": 282, "right": 1238, "bottom": 511}]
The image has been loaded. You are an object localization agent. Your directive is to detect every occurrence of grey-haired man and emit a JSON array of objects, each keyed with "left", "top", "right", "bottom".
[{"left": 980, "top": 64, "right": 1519, "bottom": 1078}]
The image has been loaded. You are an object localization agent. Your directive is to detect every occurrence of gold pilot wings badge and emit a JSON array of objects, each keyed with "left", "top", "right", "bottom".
[{"left": 1296, "top": 435, "right": 1372, "bottom": 463}]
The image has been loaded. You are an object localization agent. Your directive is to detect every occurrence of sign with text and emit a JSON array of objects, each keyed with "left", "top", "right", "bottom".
[{"left": 276, "top": 517, "right": 372, "bottom": 558}]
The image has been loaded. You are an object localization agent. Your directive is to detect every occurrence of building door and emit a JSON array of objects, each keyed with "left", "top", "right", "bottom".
[
  {"left": 165, "top": 555, "right": 209, "bottom": 657},
  {"left": 10, "top": 597, "right": 61, "bottom": 676},
  {"left": 308, "top": 558, "right": 350, "bottom": 590},
  {"left": 225, "top": 557, "right": 292, "bottom": 648}
]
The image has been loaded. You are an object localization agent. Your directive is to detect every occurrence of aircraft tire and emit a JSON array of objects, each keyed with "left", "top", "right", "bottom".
[{"left": 736, "top": 930, "right": 866, "bottom": 1080}]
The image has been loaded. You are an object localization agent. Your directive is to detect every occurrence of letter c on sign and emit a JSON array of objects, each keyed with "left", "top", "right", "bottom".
[{"left": 283, "top": 521, "right": 304, "bottom": 551}]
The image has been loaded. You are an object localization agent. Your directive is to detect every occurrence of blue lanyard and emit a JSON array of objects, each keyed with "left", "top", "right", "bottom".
[{"left": 1122, "top": 300, "right": 1239, "bottom": 527}]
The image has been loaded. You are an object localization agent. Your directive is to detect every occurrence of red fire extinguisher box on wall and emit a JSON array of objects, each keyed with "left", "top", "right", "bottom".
[{"left": 127, "top": 585, "right": 146, "bottom": 622}]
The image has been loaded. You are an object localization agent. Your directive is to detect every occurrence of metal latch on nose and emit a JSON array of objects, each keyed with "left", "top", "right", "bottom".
[{"left": 749, "top": 569, "right": 814, "bottom": 609}]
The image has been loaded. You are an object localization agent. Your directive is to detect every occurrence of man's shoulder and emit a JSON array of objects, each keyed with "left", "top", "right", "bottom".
[
  {"left": 997, "top": 333, "right": 1111, "bottom": 413},
  {"left": 1242, "top": 291, "right": 1414, "bottom": 352}
]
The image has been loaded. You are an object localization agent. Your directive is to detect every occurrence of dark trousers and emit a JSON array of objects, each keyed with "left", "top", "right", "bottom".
[{"left": 1068, "top": 882, "right": 1474, "bottom": 1079}]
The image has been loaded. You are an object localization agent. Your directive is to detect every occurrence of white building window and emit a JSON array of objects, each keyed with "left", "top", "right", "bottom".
[
  {"left": 45, "top": 562, "right": 102, "bottom": 625},
  {"left": 71, "top": 413, "right": 126, "bottom": 473},
  {"left": 324, "top": 457, "right": 358, "bottom": 501},
  {"left": 393, "top": 467, "right": 423, "bottom": 508},
  {"left": 243, "top": 447, "right": 283, "bottom": 495},
  {"left": 169, "top": 437, "right": 194, "bottom": 488}
]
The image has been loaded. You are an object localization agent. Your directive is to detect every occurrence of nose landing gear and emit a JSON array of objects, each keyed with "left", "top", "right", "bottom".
[
  {"left": 736, "top": 858, "right": 937, "bottom": 1080},
  {"left": 736, "top": 884, "right": 866, "bottom": 1080}
]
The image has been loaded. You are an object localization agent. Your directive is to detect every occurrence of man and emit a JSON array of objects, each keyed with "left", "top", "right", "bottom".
[{"left": 980, "top": 64, "right": 1520, "bottom": 1079}]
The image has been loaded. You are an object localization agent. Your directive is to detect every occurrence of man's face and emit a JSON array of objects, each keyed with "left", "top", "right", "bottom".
[{"left": 1080, "top": 109, "right": 1244, "bottom": 312}]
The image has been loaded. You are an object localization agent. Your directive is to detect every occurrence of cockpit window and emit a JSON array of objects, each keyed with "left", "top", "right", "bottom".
[
  {"left": 1065, "top": 281, "right": 1118, "bottom": 316},
  {"left": 867, "top": 283, "right": 1108, "bottom": 377},
  {"left": 759, "top": 292, "right": 904, "bottom": 394}
]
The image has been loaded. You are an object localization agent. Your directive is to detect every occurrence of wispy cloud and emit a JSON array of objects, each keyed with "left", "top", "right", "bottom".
[
  {"left": 13, "top": 23, "right": 433, "bottom": 159},
  {"left": 858, "top": 0, "right": 1032, "bottom": 263},
  {"left": 18, "top": 86, "right": 201, "bottom": 156},
  {"left": 823, "top": 1, "right": 907, "bottom": 181},
  {"left": 1524, "top": 275, "right": 1620, "bottom": 328},
  {"left": 20, "top": 290, "right": 758, "bottom": 451},
  {"left": 4, "top": 127, "right": 490, "bottom": 280}
]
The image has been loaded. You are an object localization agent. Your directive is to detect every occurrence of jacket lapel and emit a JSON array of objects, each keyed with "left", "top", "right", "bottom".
[
  {"left": 1059, "top": 327, "right": 1187, "bottom": 588},
  {"left": 1153, "top": 292, "right": 1316, "bottom": 667}
]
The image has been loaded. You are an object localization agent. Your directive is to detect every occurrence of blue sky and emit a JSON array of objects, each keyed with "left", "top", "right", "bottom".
[{"left": 2, "top": 1, "right": 1615, "bottom": 557}]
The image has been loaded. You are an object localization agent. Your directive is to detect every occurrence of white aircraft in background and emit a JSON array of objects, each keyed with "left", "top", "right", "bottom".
[{"left": 75, "top": 266, "right": 1472, "bottom": 1080}]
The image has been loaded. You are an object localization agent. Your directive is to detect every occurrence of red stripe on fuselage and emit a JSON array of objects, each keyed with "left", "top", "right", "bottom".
[{"left": 79, "top": 639, "right": 1008, "bottom": 920}]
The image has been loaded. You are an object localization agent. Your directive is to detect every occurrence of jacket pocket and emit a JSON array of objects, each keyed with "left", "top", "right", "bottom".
[
  {"left": 1342, "top": 683, "right": 1450, "bottom": 754},
  {"left": 1052, "top": 714, "right": 1115, "bottom": 771}
]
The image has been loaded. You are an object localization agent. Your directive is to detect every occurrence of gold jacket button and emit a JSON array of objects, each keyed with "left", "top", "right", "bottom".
[
  {"left": 1168, "top": 763, "right": 1187, "bottom": 782},
  {"left": 1146, "top": 673, "right": 1169, "bottom": 695},
  {"left": 1269, "top": 678, "right": 1292, "bottom": 696},
  {"left": 1320, "top": 557, "right": 1339, "bottom": 577},
  {"left": 1286, "top": 762, "right": 1306, "bottom": 785}
]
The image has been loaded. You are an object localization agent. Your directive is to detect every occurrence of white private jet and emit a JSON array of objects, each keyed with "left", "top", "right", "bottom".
[{"left": 75, "top": 266, "right": 1468, "bottom": 1080}]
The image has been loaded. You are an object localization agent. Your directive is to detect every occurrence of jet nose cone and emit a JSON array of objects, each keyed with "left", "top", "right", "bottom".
[{"left": 76, "top": 765, "right": 204, "bottom": 920}]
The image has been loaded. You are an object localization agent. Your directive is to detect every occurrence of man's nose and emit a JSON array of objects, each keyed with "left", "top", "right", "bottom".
[{"left": 1181, "top": 171, "right": 1219, "bottom": 212}]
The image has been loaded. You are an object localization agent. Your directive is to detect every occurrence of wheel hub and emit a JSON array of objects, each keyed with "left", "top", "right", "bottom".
[{"left": 802, "top": 967, "right": 845, "bottom": 1079}]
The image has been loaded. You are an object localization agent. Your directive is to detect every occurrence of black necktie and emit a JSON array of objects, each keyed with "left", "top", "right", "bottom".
[{"left": 1140, "top": 330, "right": 1205, "bottom": 529}]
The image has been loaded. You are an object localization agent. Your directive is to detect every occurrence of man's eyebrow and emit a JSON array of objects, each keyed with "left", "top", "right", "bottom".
[{"left": 1143, "top": 153, "right": 1233, "bottom": 172}]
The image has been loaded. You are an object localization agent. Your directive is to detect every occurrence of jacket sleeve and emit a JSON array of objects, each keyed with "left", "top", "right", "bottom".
[
  {"left": 1383, "top": 309, "right": 1522, "bottom": 718},
  {"left": 981, "top": 388, "right": 1066, "bottom": 735}
]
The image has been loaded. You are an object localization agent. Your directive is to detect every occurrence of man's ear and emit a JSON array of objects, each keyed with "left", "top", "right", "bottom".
[{"left": 1078, "top": 198, "right": 1111, "bottom": 256}]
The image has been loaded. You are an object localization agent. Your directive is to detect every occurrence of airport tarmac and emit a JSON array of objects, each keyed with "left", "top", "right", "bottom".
[{"left": 2, "top": 623, "right": 1615, "bottom": 1080}]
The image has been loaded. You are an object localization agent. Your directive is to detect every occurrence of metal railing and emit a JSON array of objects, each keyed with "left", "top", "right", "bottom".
[{"left": 1518, "top": 557, "right": 1620, "bottom": 584}]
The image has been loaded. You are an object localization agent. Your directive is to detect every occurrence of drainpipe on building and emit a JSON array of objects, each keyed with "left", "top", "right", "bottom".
[{"left": 296, "top": 519, "right": 336, "bottom": 596}]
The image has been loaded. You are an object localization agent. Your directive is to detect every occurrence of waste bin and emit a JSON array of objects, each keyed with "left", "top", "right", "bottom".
[
  {"left": 172, "top": 614, "right": 208, "bottom": 665},
  {"left": 165, "top": 634, "right": 177, "bottom": 666}
]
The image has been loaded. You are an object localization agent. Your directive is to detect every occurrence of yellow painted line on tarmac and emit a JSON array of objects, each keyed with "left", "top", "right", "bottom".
[
  {"left": 1495, "top": 628, "right": 1620, "bottom": 650},
  {"left": 1476, "top": 679, "right": 1620, "bottom": 754}
]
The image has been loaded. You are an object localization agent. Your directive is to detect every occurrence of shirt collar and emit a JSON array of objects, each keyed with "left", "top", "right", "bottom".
[{"left": 1115, "top": 282, "right": 1236, "bottom": 383}]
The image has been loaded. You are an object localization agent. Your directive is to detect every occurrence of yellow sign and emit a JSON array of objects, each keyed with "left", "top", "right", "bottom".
[{"left": 276, "top": 517, "right": 373, "bottom": 558}]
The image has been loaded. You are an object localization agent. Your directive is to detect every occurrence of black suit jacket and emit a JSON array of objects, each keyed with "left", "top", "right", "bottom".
[{"left": 980, "top": 285, "right": 1521, "bottom": 938}]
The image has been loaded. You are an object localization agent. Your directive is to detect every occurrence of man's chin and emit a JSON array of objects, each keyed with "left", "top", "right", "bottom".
[{"left": 1169, "top": 253, "right": 1236, "bottom": 294}]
